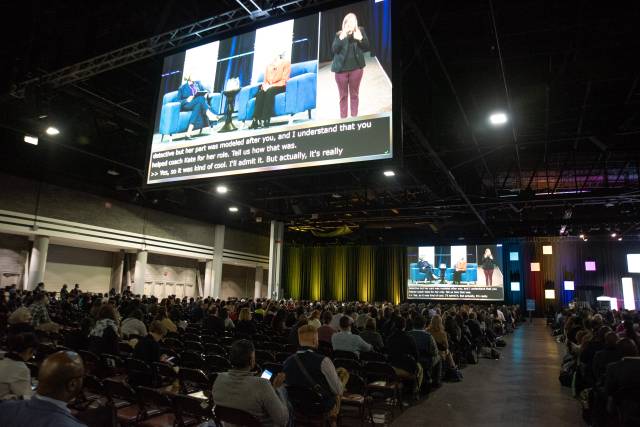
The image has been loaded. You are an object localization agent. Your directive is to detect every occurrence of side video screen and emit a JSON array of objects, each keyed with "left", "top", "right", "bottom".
[
  {"left": 147, "top": 0, "right": 392, "bottom": 184},
  {"left": 407, "top": 244, "right": 505, "bottom": 301}
]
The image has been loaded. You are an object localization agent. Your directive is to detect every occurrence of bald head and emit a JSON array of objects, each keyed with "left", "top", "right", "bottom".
[
  {"left": 37, "top": 351, "right": 84, "bottom": 402},
  {"left": 298, "top": 324, "right": 319, "bottom": 348}
]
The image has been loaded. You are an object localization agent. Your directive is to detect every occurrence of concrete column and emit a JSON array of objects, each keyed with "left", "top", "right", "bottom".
[
  {"left": 212, "top": 225, "right": 225, "bottom": 299},
  {"left": 254, "top": 266, "right": 264, "bottom": 299},
  {"left": 133, "top": 250, "right": 148, "bottom": 295},
  {"left": 268, "top": 220, "right": 284, "bottom": 300},
  {"left": 204, "top": 260, "right": 214, "bottom": 298},
  {"left": 110, "top": 250, "right": 125, "bottom": 293},
  {"left": 27, "top": 236, "right": 49, "bottom": 290}
]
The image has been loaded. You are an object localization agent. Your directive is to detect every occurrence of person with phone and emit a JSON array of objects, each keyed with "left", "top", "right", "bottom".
[
  {"left": 212, "top": 340, "right": 289, "bottom": 426},
  {"left": 132, "top": 321, "right": 168, "bottom": 365}
]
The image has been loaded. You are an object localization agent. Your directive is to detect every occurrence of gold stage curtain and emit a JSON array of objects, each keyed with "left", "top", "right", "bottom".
[{"left": 282, "top": 245, "right": 406, "bottom": 303}]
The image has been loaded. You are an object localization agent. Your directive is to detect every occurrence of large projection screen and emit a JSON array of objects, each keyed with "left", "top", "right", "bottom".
[
  {"left": 407, "top": 244, "right": 505, "bottom": 301},
  {"left": 147, "top": 0, "right": 392, "bottom": 184}
]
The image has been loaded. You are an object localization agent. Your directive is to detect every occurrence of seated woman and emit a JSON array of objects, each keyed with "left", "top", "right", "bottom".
[
  {"left": 249, "top": 53, "right": 291, "bottom": 129},
  {"left": 427, "top": 315, "right": 460, "bottom": 377},
  {"left": 359, "top": 317, "right": 384, "bottom": 351},
  {"left": 235, "top": 307, "right": 257, "bottom": 336},
  {"left": 88, "top": 305, "right": 120, "bottom": 355},
  {"left": 177, "top": 74, "right": 218, "bottom": 139},
  {"left": 386, "top": 317, "right": 423, "bottom": 392},
  {"left": 0, "top": 325, "right": 38, "bottom": 400}
]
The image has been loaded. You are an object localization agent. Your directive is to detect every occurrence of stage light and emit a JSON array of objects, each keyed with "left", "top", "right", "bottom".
[
  {"left": 45, "top": 126, "right": 60, "bottom": 136},
  {"left": 543, "top": 245, "right": 552, "bottom": 255},
  {"left": 563, "top": 281, "right": 575, "bottom": 291},
  {"left": 544, "top": 289, "right": 556, "bottom": 299},
  {"left": 585, "top": 261, "right": 596, "bottom": 271},
  {"left": 106, "top": 169, "right": 119, "bottom": 176},
  {"left": 611, "top": 232, "right": 617, "bottom": 238},
  {"left": 622, "top": 277, "right": 636, "bottom": 310},
  {"left": 383, "top": 170, "right": 395, "bottom": 177},
  {"left": 627, "top": 254, "right": 640, "bottom": 273},
  {"left": 530, "top": 262, "right": 540, "bottom": 272},
  {"left": 579, "top": 234, "right": 585, "bottom": 239},
  {"left": 216, "top": 185, "right": 228, "bottom": 194},
  {"left": 509, "top": 252, "right": 519, "bottom": 261},
  {"left": 618, "top": 237, "right": 623, "bottom": 241},
  {"left": 23, "top": 135, "right": 38, "bottom": 145},
  {"left": 228, "top": 206, "right": 239, "bottom": 213},
  {"left": 489, "top": 112, "right": 508, "bottom": 126},
  {"left": 510, "top": 282, "right": 520, "bottom": 292}
]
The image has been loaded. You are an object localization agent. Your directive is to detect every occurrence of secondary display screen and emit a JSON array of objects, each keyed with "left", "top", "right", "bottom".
[
  {"left": 407, "top": 244, "right": 505, "bottom": 301},
  {"left": 147, "top": 0, "right": 392, "bottom": 184}
]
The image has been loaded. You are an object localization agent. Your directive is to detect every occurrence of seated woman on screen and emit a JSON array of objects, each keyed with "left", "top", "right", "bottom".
[
  {"left": 249, "top": 52, "right": 291, "bottom": 129},
  {"left": 177, "top": 74, "right": 218, "bottom": 140}
]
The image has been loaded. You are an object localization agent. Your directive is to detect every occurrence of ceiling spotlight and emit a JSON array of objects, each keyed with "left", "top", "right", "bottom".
[
  {"left": 489, "top": 112, "right": 508, "bottom": 126},
  {"left": 23, "top": 135, "right": 38, "bottom": 145},
  {"left": 228, "top": 206, "right": 239, "bottom": 213},
  {"left": 106, "top": 169, "right": 119, "bottom": 176},
  {"left": 584, "top": 238, "right": 588, "bottom": 242},
  {"left": 618, "top": 237, "right": 623, "bottom": 241},
  {"left": 611, "top": 233, "right": 617, "bottom": 238},
  {"left": 45, "top": 126, "right": 60, "bottom": 136},
  {"left": 331, "top": 193, "right": 342, "bottom": 199},
  {"left": 383, "top": 170, "right": 395, "bottom": 177},
  {"left": 579, "top": 234, "right": 585, "bottom": 239},
  {"left": 216, "top": 185, "right": 228, "bottom": 194}
]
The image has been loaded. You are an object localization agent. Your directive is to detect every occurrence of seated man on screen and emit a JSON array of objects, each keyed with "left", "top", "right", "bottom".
[
  {"left": 453, "top": 258, "right": 467, "bottom": 285},
  {"left": 417, "top": 258, "right": 438, "bottom": 282},
  {"left": 177, "top": 74, "right": 218, "bottom": 140},
  {"left": 249, "top": 52, "right": 291, "bottom": 129}
]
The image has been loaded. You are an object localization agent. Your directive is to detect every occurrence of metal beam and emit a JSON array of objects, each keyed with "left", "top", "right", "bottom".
[
  {"left": 10, "top": 0, "right": 325, "bottom": 96},
  {"left": 404, "top": 114, "right": 495, "bottom": 238}
]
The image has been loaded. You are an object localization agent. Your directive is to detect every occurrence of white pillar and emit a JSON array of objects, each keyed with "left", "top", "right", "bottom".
[
  {"left": 268, "top": 220, "right": 284, "bottom": 300},
  {"left": 204, "top": 260, "right": 214, "bottom": 298},
  {"left": 110, "top": 250, "right": 125, "bottom": 293},
  {"left": 212, "top": 225, "right": 225, "bottom": 299},
  {"left": 254, "top": 266, "right": 264, "bottom": 299},
  {"left": 27, "top": 236, "right": 49, "bottom": 290},
  {"left": 133, "top": 250, "right": 148, "bottom": 296}
]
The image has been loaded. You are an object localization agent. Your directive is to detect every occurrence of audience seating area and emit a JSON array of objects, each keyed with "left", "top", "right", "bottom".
[{"left": 0, "top": 285, "right": 521, "bottom": 426}]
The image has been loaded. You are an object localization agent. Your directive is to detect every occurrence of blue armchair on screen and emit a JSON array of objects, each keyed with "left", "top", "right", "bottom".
[
  {"left": 158, "top": 90, "right": 223, "bottom": 142},
  {"left": 236, "top": 60, "right": 317, "bottom": 125}
]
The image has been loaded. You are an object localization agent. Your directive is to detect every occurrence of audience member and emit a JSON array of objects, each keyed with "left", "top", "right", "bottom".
[
  {"left": 317, "top": 311, "right": 336, "bottom": 344},
  {"left": 408, "top": 315, "right": 442, "bottom": 388},
  {"left": 88, "top": 304, "right": 120, "bottom": 355},
  {"left": 120, "top": 309, "right": 147, "bottom": 338},
  {"left": 331, "top": 315, "right": 372, "bottom": 356},
  {"left": 284, "top": 325, "right": 348, "bottom": 427},
  {"left": 359, "top": 317, "right": 384, "bottom": 351},
  {"left": 0, "top": 351, "right": 87, "bottom": 427},
  {"left": 212, "top": 340, "right": 289, "bottom": 426},
  {"left": 236, "top": 307, "right": 257, "bottom": 335},
  {"left": 132, "top": 321, "right": 167, "bottom": 365},
  {"left": 0, "top": 326, "right": 38, "bottom": 400},
  {"left": 29, "top": 292, "right": 60, "bottom": 333}
]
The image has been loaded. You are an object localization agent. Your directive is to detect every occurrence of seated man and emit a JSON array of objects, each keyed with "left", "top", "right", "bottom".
[
  {"left": 29, "top": 292, "right": 60, "bottom": 333},
  {"left": 177, "top": 74, "right": 218, "bottom": 139},
  {"left": 249, "top": 52, "right": 291, "bottom": 129},
  {"left": 407, "top": 316, "right": 441, "bottom": 389},
  {"left": 284, "top": 325, "right": 348, "bottom": 427},
  {"left": 605, "top": 338, "right": 640, "bottom": 399},
  {"left": 0, "top": 351, "right": 87, "bottom": 427},
  {"left": 212, "top": 340, "right": 289, "bottom": 427},
  {"left": 331, "top": 315, "right": 373, "bottom": 357},
  {"left": 417, "top": 259, "right": 437, "bottom": 281}
]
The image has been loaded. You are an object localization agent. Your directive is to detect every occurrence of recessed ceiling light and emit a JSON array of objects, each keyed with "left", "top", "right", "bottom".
[
  {"left": 228, "top": 206, "right": 238, "bottom": 213},
  {"left": 331, "top": 193, "right": 342, "bottom": 199},
  {"left": 611, "top": 233, "right": 617, "bottom": 238},
  {"left": 383, "top": 170, "right": 395, "bottom": 177},
  {"left": 23, "top": 135, "right": 38, "bottom": 145},
  {"left": 618, "top": 237, "right": 623, "bottom": 241},
  {"left": 106, "top": 169, "right": 119, "bottom": 176},
  {"left": 45, "top": 126, "right": 60, "bottom": 136},
  {"left": 579, "top": 234, "right": 585, "bottom": 239},
  {"left": 216, "top": 185, "right": 228, "bottom": 194},
  {"left": 489, "top": 112, "right": 508, "bottom": 126}
]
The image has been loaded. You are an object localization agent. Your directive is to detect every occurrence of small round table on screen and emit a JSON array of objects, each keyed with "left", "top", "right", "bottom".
[{"left": 218, "top": 88, "right": 241, "bottom": 133}]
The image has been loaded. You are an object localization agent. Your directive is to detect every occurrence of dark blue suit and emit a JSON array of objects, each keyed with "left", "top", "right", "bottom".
[
  {"left": 177, "top": 81, "right": 212, "bottom": 129},
  {"left": 0, "top": 397, "right": 87, "bottom": 427}
]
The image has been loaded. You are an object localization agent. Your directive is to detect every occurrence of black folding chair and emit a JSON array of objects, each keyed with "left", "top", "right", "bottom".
[
  {"left": 171, "top": 394, "right": 213, "bottom": 427},
  {"left": 178, "top": 367, "right": 211, "bottom": 395},
  {"left": 363, "top": 361, "right": 403, "bottom": 419},
  {"left": 286, "top": 385, "right": 332, "bottom": 426},
  {"left": 333, "top": 358, "right": 362, "bottom": 375},
  {"left": 180, "top": 351, "right": 205, "bottom": 370},
  {"left": 184, "top": 340, "right": 205, "bottom": 353},
  {"left": 340, "top": 373, "right": 374, "bottom": 427},
  {"left": 214, "top": 405, "right": 261, "bottom": 427},
  {"left": 204, "top": 354, "right": 232, "bottom": 373},
  {"left": 333, "top": 350, "right": 359, "bottom": 361},
  {"left": 126, "top": 357, "right": 155, "bottom": 387},
  {"left": 153, "top": 362, "right": 179, "bottom": 387}
]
